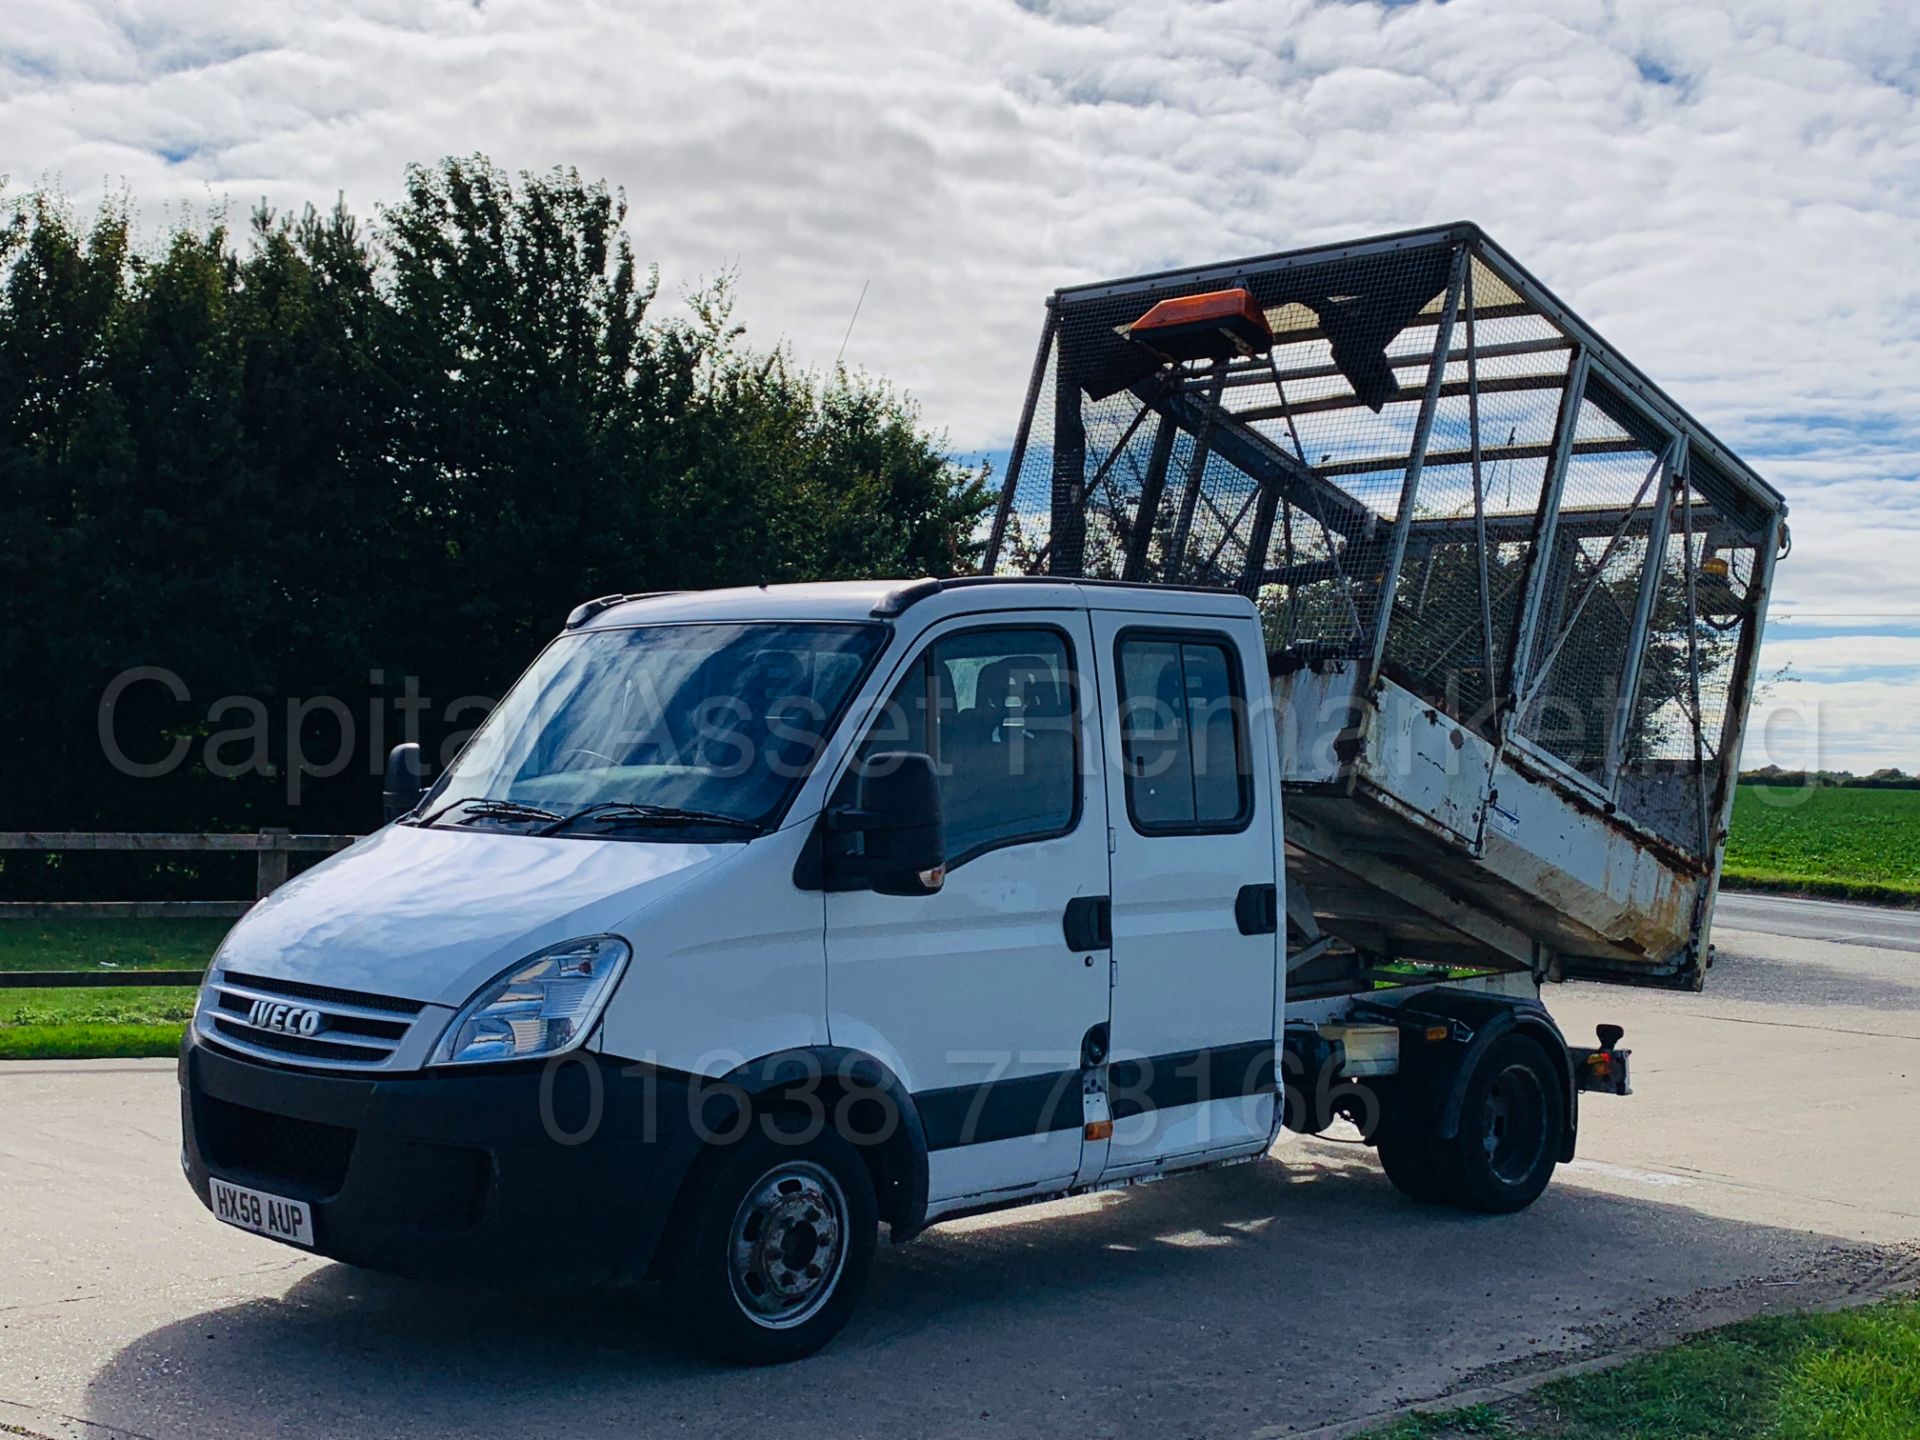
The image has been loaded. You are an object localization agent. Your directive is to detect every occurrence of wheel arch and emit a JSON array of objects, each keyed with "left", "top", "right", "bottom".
[
  {"left": 712, "top": 1046, "right": 933, "bottom": 1242},
  {"left": 1404, "top": 992, "right": 1579, "bottom": 1163}
]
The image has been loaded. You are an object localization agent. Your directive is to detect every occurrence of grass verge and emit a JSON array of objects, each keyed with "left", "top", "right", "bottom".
[
  {"left": 0, "top": 917, "right": 232, "bottom": 973},
  {"left": 0, "top": 983, "right": 195, "bottom": 1060},
  {"left": 0, "top": 1021, "right": 187, "bottom": 1060},
  {"left": 0, "top": 919, "right": 221, "bottom": 1059},
  {"left": 1358, "top": 1295, "right": 1920, "bottom": 1439},
  {"left": 1719, "top": 872, "right": 1920, "bottom": 908}
]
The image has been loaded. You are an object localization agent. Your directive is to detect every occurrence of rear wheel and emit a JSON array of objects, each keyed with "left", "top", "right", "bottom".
[
  {"left": 1429, "top": 1034, "right": 1564, "bottom": 1213},
  {"left": 1376, "top": 1126, "right": 1446, "bottom": 1203},
  {"left": 664, "top": 1121, "right": 878, "bottom": 1364}
]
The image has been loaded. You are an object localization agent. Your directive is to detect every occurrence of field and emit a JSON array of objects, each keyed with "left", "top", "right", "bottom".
[
  {"left": 0, "top": 918, "right": 229, "bottom": 1060},
  {"left": 1361, "top": 1294, "right": 1920, "bottom": 1439},
  {"left": 1723, "top": 785, "right": 1920, "bottom": 905},
  {"left": 0, "top": 917, "right": 233, "bottom": 973}
]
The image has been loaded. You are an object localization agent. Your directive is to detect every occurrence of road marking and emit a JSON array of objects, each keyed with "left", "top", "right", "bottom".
[
  {"left": 1564, "top": 1159, "right": 1694, "bottom": 1188},
  {"left": 1691, "top": 1012, "right": 1920, "bottom": 1042}
]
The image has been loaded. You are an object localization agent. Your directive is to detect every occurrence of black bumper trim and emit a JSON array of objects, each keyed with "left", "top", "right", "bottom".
[{"left": 180, "top": 1032, "right": 704, "bottom": 1285}]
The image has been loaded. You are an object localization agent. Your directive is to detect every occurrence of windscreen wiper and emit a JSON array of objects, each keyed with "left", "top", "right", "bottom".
[
  {"left": 539, "top": 802, "right": 765, "bottom": 836},
  {"left": 421, "top": 796, "right": 566, "bottom": 827}
]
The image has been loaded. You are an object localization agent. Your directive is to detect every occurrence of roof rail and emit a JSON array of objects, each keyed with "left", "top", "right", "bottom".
[
  {"left": 871, "top": 573, "right": 1238, "bottom": 619},
  {"left": 869, "top": 578, "right": 944, "bottom": 617},
  {"left": 563, "top": 592, "right": 684, "bottom": 629}
]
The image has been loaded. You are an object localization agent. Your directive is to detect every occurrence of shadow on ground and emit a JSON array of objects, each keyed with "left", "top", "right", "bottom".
[{"left": 82, "top": 1146, "right": 1909, "bottom": 1440}]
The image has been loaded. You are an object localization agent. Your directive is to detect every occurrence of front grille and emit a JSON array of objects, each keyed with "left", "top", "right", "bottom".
[
  {"left": 197, "top": 1094, "right": 357, "bottom": 1194},
  {"left": 200, "top": 970, "right": 426, "bottom": 1070},
  {"left": 211, "top": 1016, "right": 393, "bottom": 1061},
  {"left": 213, "top": 992, "right": 409, "bottom": 1043},
  {"left": 221, "top": 970, "right": 424, "bottom": 1016}
]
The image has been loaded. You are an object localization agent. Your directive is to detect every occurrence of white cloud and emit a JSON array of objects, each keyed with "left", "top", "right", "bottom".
[
  {"left": 1748, "top": 672, "right": 1920, "bottom": 774},
  {"left": 5, "top": 0, "right": 1919, "bottom": 763},
  {"left": 1760, "top": 634, "right": 1920, "bottom": 676}
]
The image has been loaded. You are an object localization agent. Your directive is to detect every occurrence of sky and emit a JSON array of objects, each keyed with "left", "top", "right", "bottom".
[{"left": 3, "top": 0, "right": 1917, "bottom": 769}]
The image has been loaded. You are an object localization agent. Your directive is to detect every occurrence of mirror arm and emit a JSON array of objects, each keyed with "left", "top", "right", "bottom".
[
  {"left": 824, "top": 804, "right": 931, "bottom": 835},
  {"left": 823, "top": 804, "right": 878, "bottom": 834}
]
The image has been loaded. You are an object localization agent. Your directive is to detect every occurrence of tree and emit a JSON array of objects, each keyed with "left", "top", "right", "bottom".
[{"left": 0, "top": 159, "right": 990, "bottom": 894}]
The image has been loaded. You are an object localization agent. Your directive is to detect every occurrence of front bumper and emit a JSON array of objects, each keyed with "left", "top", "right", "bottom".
[{"left": 180, "top": 1030, "right": 702, "bottom": 1285}]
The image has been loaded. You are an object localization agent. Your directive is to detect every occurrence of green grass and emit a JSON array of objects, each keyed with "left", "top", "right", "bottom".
[
  {"left": 1723, "top": 786, "right": 1920, "bottom": 906},
  {"left": 0, "top": 917, "right": 232, "bottom": 973},
  {"left": 0, "top": 920, "right": 221, "bottom": 1059},
  {"left": 0, "top": 983, "right": 195, "bottom": 1060},
  {"left": 0, "top": 1020, "right": 188, "bottom": 1059},
  {"left": 1358, "top": 1296, "right": 1920, "bottom": 1439}
]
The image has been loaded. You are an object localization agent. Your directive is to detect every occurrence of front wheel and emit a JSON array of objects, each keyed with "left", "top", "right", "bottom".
[{"left": 663, "top": 1121, "right": 878, "bottom": 1364}]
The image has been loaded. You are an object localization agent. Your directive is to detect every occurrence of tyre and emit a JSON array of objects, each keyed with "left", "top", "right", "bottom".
[
  {"left": 1429, "top": 1033, "right": 1564, "bottom": 1214},
  {"left": 1376, "top": 1126, "right": 1447, "bottom": 1204},
  {"left": 663, "top": 1118, "right": 878, "bottom": 1365}
]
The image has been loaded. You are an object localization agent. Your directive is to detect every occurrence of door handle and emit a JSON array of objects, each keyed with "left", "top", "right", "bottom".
[
  {"left": 1063, "top": 895, "right": 1112, "bottom": 952},
  {"left": 1235, "top": 883, "right": 1278, "bottom": 936},
  {"left": 1081, "top": 1022, "right": 1109, "bottom": 1068}
]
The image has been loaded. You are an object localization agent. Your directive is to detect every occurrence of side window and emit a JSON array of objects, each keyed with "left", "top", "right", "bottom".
[
  {"left": 1116, "top": 633, "right": 1251, "bottom": 834},
  {"left": 850, "top": 627, "right": 1080, "bottom": 867}
]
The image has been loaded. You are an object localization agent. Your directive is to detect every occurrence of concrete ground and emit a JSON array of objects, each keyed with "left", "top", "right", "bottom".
[{"left": 2, "top": 892, "right": 1917, "bottom": 1439}]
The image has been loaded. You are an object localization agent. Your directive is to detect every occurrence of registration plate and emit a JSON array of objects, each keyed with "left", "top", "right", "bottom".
[{"left": 209, "top": 1177, "right": 314, "bottom": 1247}]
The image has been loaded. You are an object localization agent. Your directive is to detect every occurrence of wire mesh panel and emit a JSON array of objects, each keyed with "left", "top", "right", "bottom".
[
  {"left": 994, "top": 337, "right": 1059, "bottom": 572},
  {"left": 1381, "top": 255, "right": 1575, "bottom": 733},
  {"left": 994, "top": 235, "right": 1466, "bottom": 655},
  {"left": 988, "top": 225, "right": 1786, "bottom": 873},
  {"left": 1512, "top": 373, "right": 1675, "bottom": 782},
  {"left": 1613, "top": 452, "right": 1764, "bottom": 850}
]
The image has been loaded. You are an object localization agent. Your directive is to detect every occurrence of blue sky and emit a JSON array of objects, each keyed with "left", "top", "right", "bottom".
[{"left": 3, "top": 0, "right": 1917, "bottom": 767}]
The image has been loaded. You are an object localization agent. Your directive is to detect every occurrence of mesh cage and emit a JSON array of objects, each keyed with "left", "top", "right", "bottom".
[
  {"left": 1384, "top": 254, "right": 1573, "bottom": 732},
  {"left": 997, "top": 235, "right": 1463, "bottom": 642},
  {"left": 1513, "top": 374, "right": 1673, "bottom": 780},
  {"left": 988, "top": 226, "right": 1783, "bottom": 866},
  {"left": 1613, "top": 453, "right": 1759, "bottom": 851}
]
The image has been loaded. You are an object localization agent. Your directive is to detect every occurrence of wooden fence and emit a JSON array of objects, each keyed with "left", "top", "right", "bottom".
[{"left": 0, "top": 831, "right": 358, "bottom": 988}]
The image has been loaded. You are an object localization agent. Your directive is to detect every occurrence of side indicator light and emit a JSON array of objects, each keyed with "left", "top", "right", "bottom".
[{"left": 1085, "top": 1120, "right": 1114, "bottom": 1142}]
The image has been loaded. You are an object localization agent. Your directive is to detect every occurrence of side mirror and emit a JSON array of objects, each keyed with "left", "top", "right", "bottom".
[
  {"left": 383, "top": 742, "right": 424, "bottom": 822},
  {"left": 828, "top": 751, "right": 945, "bottom": 896}
]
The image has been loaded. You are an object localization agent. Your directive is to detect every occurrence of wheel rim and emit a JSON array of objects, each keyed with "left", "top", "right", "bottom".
[
  {"left": 726, "top": 1159, "right": 849, "bottom": 1330},
  {"left": 1480, "top": 1064, "right": 1548, "bottom": 1185}
]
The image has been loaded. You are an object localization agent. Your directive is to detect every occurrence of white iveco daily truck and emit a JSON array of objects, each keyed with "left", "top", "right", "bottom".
[{"left": 182, "top": 225, "right": 1786, "bottom": 1363}]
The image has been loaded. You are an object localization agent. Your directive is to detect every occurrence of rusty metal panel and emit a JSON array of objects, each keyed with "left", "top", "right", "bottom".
[{"left": 1357, "top": 680, "right": 1494, "bottom": 847}]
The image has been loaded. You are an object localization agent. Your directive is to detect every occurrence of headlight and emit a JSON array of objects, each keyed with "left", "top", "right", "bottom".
[{"left": 433, "top": 935, "right": 631, "bottom": 1066}]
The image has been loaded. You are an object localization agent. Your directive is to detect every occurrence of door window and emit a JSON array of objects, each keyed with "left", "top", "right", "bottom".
[
  {"left": 849, "top": 627, "right": 1080, "bottom": 867},
  {"left": 1115, "top": 633, "right": 1251, "bottom": 834}
]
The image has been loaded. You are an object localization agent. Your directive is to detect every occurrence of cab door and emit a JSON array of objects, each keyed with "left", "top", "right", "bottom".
[
  {"left": 1090, "top": 609, "right": 1280, "bottom": 1179},
  {"left": 823, "top": 611, "right": 1111, "bottom": 1209}
]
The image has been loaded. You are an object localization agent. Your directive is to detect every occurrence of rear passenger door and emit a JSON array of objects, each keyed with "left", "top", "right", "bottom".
[
  {"left": 1092, "top": 611, "right": 1280, "bottom": 1178},
  {"left": 823, "top": 613, "right": 1111, "bottom": 1209}
]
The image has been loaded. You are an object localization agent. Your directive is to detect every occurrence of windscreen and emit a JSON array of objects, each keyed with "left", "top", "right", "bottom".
[{"left": 418, "top": 621, "right": 886, "bottom": 837}]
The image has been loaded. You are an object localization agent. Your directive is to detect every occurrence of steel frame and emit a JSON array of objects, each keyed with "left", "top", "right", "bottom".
[
  {"left": 1365, "top": 243, "right": 1468, "bottom": 679},
  {"left": 985, "top": 225, "right": 1785, "bottom": 865},
  {"left": 979, "top": 224, "right": 1788, "bottom": 989},
  {"left": 989, "top": 224, "right": 1783, "bottom": 558}
]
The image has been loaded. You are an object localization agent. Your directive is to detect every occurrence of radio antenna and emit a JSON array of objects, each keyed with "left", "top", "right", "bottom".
[{"left": 835, "top": 279, "right": 870, "bottom": 368}]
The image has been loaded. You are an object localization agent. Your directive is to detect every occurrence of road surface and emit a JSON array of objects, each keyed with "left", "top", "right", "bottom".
[{"left": 2, "top": 892, "right": 1917, "bottom": 1440}]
